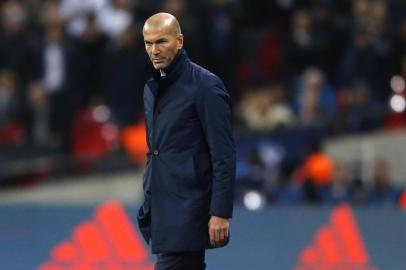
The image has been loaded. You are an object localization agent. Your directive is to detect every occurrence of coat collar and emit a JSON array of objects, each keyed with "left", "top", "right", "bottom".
[{"left": 150, "top": 48, "right": 188, "bottom": 86}]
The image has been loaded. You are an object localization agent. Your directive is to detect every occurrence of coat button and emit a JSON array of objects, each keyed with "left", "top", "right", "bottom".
[{"left": 153, "top": 150, "right": 159, "bottom": 156}]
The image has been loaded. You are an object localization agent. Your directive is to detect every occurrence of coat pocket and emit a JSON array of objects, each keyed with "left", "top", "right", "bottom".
[{"left": 158, "top": 153, "right": 201, "bottom": 195}]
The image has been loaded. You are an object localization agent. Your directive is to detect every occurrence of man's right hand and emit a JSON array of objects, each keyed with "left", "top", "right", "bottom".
[{"left": 208, "top": 216, "right": 229, "bottom": 247}]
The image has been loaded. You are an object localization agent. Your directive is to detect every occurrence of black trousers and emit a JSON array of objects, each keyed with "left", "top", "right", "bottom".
[{"left": 154, "top": 250, "right": 206, "bottom": 270}]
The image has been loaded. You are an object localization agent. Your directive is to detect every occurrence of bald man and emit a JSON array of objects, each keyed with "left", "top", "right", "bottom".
[{"left": 137, "top": 13, "right": 236, "bottom": 270}]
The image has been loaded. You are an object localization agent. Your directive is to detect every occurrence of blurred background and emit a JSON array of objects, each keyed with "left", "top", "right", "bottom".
[{"left": 1, "top": 0, "right": 406, "bottom": 269}]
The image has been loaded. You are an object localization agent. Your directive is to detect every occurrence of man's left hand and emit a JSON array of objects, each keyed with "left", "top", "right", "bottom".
[{"left": 208, "top": 216, "right": 229, "bottom": 247}]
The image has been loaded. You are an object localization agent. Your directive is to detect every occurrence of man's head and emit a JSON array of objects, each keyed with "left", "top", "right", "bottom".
[{"left": 143, "top": 12, "right": 183, "bottom": 70}]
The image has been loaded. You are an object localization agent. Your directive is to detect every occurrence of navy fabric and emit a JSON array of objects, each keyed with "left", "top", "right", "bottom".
[
  {"left": 138, "top": 49, "right": 236, "bottom": 254},
  {"left": 154, "top": 251, "right": 206, "bottom": 270}
]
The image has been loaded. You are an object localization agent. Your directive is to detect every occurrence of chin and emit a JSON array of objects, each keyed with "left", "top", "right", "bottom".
[
  {"left": 153, "top": 64, "right": 163, "bottom": 70},
  {"left": 153, "top": 61, "right": 169, "bottom": 70}
]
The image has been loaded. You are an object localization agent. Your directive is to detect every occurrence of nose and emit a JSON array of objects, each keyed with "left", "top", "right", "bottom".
[{"left": 151, "top": 43, "right": 160, "bottom": 55}]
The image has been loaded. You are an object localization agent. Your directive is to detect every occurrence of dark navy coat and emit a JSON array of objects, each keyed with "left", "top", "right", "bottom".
[{"left": 137, "top": 49, "right": 235, "bottom": 254}]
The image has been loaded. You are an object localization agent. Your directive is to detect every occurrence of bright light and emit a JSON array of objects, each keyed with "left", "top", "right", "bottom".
[
  {"left": 390, "top": 94, "right": 406, "bottom": 113},
  {"left": 243, "top": 191, "right": 264, "bottom": 211},
  {"left": 390, "top": 75, "right": 405, "bottom": 93},
  {"left": 93, "top": 105, "right": 110, "bottom": 122}
]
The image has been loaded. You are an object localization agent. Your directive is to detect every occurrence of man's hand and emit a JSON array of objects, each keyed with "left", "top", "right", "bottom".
[{"left": 208, "top": 216, "right": 229, "bottom": 247}]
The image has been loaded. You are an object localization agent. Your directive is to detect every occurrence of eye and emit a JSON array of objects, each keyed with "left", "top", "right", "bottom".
[{"left": 156, "top": 39, "right": 168, "bottom": 44}]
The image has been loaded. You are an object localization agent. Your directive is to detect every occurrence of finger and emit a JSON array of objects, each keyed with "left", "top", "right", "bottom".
[
  {"left": 214, "top": 228, "right": 221, "bottom": 246},
  {"left": 219, "top": 229, "right": 226, "bottom": 244},
  {"left": 222, "top": 227, "right": 230, "bottom": 243},
  {"left": 209, "top": 228, "right": 216, "bottom": 247},
  {"left": 224, "top": 227, "right": 229, "bottom": 238}
]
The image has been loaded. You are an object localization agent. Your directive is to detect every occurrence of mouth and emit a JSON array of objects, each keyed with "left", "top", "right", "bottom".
[{"left": 152, "top": 58, "right": 165, "bottom": 64}]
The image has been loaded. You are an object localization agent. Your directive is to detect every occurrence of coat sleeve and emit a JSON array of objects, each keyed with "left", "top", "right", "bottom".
[{"left": 195, "top": 77, "right": 236, "bottom": 218}]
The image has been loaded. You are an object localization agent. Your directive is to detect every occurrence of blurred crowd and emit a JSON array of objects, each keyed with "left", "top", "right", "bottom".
[
  {"left": 0, "top": 0, "right": 150, "bottom": 151},
  {"left": 237, "top": 140, "right": 405, "bottom": 208},
  {"left": 233, "top": 0, "right": 406, "bottom": 134},
  {"left": 0, "top": 0, "right": 406, "bottom": 206}
]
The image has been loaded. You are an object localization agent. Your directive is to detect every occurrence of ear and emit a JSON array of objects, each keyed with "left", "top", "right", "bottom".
[{"left": 177, "top": 34, "right": 184, "bottom": 49}]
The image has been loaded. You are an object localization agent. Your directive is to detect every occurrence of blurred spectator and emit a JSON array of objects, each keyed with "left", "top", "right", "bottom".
[
  {"left": 39, "top": 0, "right": 63, "bottom": 28},
  {"left": 60, "top": 0, "right": 107, "bottom": 37},
  {"left": 256, "top": 23, "right": 284, "bottom": 82},
  {"left": 162, "top": 0, "right": 205, "bottom": 65},
  {"left": 335, "top": 80, "right": 383, "bottom": 133},
  {"left": 70, "top": 13, "right": 108, "bottom": 108},
  {"left": 310, "top": 2, "right": 341, "bottom": 80},
  {"left": 292, "top": 142, "right": 335, "bottom": 203},
  {"left": 283, "top": 8, "right": 316, "bottom": 79},
  {"left": 0, "top": 0, "right": 33, "bottom": 85},
  {"left": 336, "top": 28, "right": 390, "bottom": 102},
  {"left": 205, "top": 0, "right": 238, "bottom": 88},
  {"left": 368, "top": 159, "right": 401, "bottom": 205},
  {"left": 26, "top": 82, "right": 49, "bottom": 146},
  {"left": 366, "top": 0, "right": 390, "bottom": 44},
  {"left": 163, "top": 0, "right": 186, "bottom": 18},
  {"left": 391, "top": 19, "right": 406, "bottom": 76},
  {"left": 26, "top": 20, "right": 75, "bottom": 149},
  {"left": 0, "top": 69, "right": 24, "bottom": 145},
  {"left": 41, "top": 24, "right": 65, "bottom": 93},
  {"left": 96, "top": 0, "right": 133, "bottom": 39},
  {"left": 0, "top": 69, "right": 20, "bottom": 126},
  {"left": 351, "top": 0, "right": 371, "bottom": 32},
  {"left": 293, "top": 68, "right": 336, "bottom": 127},
  {"left": 322, "top": 163, "right": 350, "bottom": 204},
  {"left": 347, "top": 160, "right": 369, "bottom": 205},
  {"left": 236, "top": 84, "right": 294, "bottom": 131},
  {"left": 104, "top": 27, "right": 148, "bottom": 126}
]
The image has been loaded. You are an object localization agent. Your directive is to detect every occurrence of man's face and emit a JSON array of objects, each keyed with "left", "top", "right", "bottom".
[{"left": 143, "top": 26, "right": 183, "bottom": 70}]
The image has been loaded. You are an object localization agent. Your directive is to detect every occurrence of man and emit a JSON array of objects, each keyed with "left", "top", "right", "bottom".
[{"left": 137, "top": 12, "right": 236, "bottom": 270}]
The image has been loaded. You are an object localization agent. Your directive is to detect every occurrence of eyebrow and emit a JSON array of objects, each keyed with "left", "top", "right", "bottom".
[{"left": 144, "top": 37, "right": 168, "bottom": 44}]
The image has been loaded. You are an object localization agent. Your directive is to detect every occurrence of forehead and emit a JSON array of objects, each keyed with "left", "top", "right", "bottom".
[{"left": 143, "top": 26, "right": 175, "bottom": 41}]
